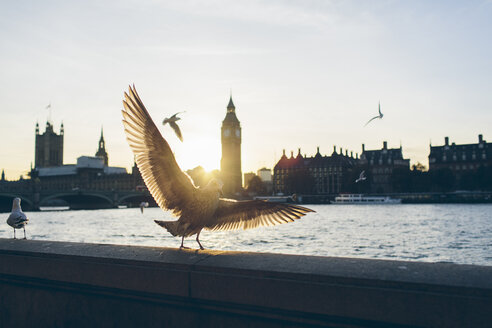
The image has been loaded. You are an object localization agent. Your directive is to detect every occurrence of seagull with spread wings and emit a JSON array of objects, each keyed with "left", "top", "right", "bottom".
[
  {"left": 121, "top": 85, "right": 314, "bottom": 250},
  {"left": 163, "top": 112, "right": 185, "bottom": 141},
  {"left": 364, "top": 101, "right": 383, "bottom": 127},
  {"left": 355, "top": 170, "right": 366, "bottom": 183}
]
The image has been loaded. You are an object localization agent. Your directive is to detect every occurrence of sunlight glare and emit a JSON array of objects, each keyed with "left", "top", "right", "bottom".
[{"left": 171, "top": 135, "right": 220, "bottom": 172}]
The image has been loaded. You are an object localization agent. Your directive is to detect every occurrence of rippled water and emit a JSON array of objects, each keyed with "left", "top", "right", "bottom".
[{"left": 1, "top": 204, "right": 491, "bottom": 266}]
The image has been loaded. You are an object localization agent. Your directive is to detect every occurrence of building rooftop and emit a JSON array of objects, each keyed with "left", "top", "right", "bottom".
[{"left": 429, "top": 134, "right": 490, "bottom": 164}]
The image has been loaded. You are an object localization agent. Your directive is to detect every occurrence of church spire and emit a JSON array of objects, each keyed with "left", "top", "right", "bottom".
[{"left": 227, "top": 95, "right": 235, "bottom": 113}]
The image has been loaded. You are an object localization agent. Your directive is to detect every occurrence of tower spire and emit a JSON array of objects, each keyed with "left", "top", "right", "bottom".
[
  {"left": 227, "top": 94, "right": 235, "bottom": 113},
  {"left": 96, "top": 125, "right": 108, "bottom": 166}
]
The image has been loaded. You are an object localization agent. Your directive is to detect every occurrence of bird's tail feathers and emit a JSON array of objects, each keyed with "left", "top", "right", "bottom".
[{"left": 154, "top": 220, "right": 180, "bottom": 236}]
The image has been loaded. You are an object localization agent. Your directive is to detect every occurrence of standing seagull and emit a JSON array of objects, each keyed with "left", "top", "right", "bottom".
[
  {"left": 355, "top": 170, "right": 366, "bottom": 183},
  {"left": 364, "top": 101, "right": 383, "bottom": 127},
  {"left": 6, "top": 198, "right": 29, "bottom": 239},
  {"left": 121, "top": 85, "right": 314, "bottom": 250},
  {"left": 163, "top": 112, "right": 185, "bottom": 141}
]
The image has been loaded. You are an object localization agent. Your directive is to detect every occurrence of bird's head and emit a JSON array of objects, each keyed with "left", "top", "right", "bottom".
[
  {"left": 12, "top": 197, "right": 21, "bottom": 210},
  {"left": 205, "top": 178, "right": 224, "bottom": 196},
  {"left": 162, "top": 118, "right": 169, "bottom": 125}
]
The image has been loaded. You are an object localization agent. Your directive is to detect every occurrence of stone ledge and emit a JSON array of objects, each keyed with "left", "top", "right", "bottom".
[{"left": 1, "top": 238, "right": 491, "bottom": 327}]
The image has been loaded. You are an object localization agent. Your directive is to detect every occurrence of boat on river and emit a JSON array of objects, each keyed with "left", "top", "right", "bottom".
[
  {"left": 331, "top": 194, "right": 401, "bottom": 204},
  {"left": 254, "top": 195, "right": 294, "bottom": 203}
]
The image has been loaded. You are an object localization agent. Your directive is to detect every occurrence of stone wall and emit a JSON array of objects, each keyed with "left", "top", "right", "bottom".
[{"left": 1, "top": 239, "right": 491, "bottom": 327}]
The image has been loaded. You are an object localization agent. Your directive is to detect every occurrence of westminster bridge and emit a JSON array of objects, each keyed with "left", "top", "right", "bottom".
[{"left": 0, "top": 179, "right": 155, "bottom": 212}]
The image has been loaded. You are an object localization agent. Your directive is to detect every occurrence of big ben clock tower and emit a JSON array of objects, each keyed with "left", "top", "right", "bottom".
[{"left": 221, "top": 95, "right": 242, "bottom": 196}]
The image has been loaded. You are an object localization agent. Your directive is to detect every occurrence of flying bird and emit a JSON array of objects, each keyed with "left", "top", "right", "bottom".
[
  {"left": 364, "top": 101, "right": 383, "bottom": 127},
  {"left": 121, "top": 85, "right": 314, "bottom": 250},
  {"left": 163, "top": 112, "right": 185, "bottom": 141},
  {"left": 355, "top": 170, "right": 366, "bottom": 183},
  {"left": 140, "top": 201, "right": 149, "bottom": 214},
  {"left": 6, "top": 198, "right": 29, "bottom": 239}
]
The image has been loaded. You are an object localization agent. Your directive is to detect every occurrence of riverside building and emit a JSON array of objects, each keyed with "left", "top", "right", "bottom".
[
  {"left": 428, "top": 134, "right": 491, "bottom": 173},
  {"left": 359, "top": 141, "right": 410, "bottom": 193},
  {"left": 273, "top": 147, "right": 358, "bottom": 195}
]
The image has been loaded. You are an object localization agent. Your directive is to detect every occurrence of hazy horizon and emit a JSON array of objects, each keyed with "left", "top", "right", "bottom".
[{"left": 1, "top": 0, "right": 491, "bottom": 180}]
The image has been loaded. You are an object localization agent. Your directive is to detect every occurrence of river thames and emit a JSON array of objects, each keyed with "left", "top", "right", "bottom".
[{"left": 1, "top": 204, "right": 491, "bottom": 266}]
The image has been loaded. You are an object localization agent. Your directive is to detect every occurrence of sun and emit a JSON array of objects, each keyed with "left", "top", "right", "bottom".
[{"left": 171, "top": 135, "right": 221, "bottom": 173}]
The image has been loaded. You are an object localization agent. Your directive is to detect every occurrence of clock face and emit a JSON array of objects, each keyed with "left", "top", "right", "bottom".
[
  {"left": 224, "top": 129, "right": 230, "bottom": 137},
  {"left": 235, "top": 129, "right": 240, "bottom": 137}
]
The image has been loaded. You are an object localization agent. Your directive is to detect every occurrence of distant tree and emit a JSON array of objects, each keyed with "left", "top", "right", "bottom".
[
  {"left": 412, "top": 162, "right": 427, "bottom": 172},
  {"left": 285, "top": 169, "right": 315, "bottom": 194}
]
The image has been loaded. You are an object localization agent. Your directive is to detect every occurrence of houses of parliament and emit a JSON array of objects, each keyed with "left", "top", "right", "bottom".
[{"left": 1, "top": 94, "right": 244, "bottom": 198}]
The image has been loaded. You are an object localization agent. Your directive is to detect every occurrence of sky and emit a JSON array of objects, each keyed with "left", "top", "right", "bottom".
[{"left": 1, "top": 0, "right": 491, "bottom": 180}]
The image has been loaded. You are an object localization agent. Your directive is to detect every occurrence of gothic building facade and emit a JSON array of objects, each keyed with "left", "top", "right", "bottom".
[
  {"left": 220, "top": 96, "right": 242, "bottom": 195},
  {"left": 273, "top": 147, "right": 358, "bottom": 195},
  {"left": 35, "top": 121, "right": 64, "bottom": 168}
]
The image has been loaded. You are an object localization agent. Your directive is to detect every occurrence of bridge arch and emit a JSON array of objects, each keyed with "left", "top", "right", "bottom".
[
  {"left": 41, "top": 192, "right": 114, "bottom": 210},
  {"left": 118, "top": 193, "right": 156, "bottom": 208},
  {"left": 0, "top": 194, "right": 34, "bottom": 212}
]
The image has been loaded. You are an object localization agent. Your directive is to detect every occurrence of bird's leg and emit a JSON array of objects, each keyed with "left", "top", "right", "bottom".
[
  {"left": 196, "top": 230, "right": 205, "bottom": 250},
  {"left": 179, "top": 236, "right": 190, "bottom": 249},
  {"left": 13, "top": 228, "right": 16, "bottom": 239},
  {"left": 23, "top": 227, "right": 26, "bottom": 239}
]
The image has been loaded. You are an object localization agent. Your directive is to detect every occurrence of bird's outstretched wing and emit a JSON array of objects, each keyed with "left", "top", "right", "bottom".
[
  {"left": 206, "top": 199, "right": 315, "bottom": 232},
  {"left": 170, "top": 111, "right": 185, "bottom": 120},
  {"left": 169, "top": 121, "right": 183, "bottom": 141},
  {"left": 378, "top": 102, "right": 382, "bottom": 116},
  {"left": 122, "top": 85, "right": 196, "bottom": 216},
  {"left": 364, "top": 115, "right": 380, "bottom": 127}
]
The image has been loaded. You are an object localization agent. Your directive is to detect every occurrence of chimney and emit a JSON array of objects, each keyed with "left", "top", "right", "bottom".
[
  {"left": 282, "top": 149, "right": 286, "bottom": 157},
  {"left": 356, "top": 153, "right": 359, "bottom": 159},
  {"left": 298, "top": 148, "right": 301, "bottom": 155},
  {"left": 290, "top": 151, "right": 294, "bottom": 158},
  {"left": 345, "top": 150, "right": 348, "bottom": 156},
  {"left": 317, "top": 146, "right": 320, "bottom": 154},
  {"left": 340, "top": 147, "right": 343, "bottom": 155},
  {"left": 333, "top": 145, "right": 336, "bottom": 152},
  {"left": 445, "top": 137, "right": 449, "bottom": 146},
  {"left": 362, "top": 144, "right": 365, "bottom": 152},
  {"left": 479, "top": 134, "right": 483, "bottom": 143},
  {"left": 383, "top": 141, "right": 387, "bottom": 150}
]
